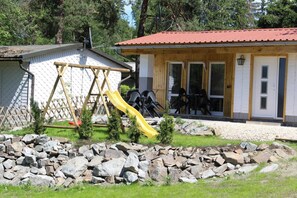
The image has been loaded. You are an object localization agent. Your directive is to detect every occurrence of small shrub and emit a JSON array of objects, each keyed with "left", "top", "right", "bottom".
[
  {"left": 157, "top": 102, "right": 175, "bottom": 144},
  {"left": 107, "top": 109, "right": 122, "bottom": 141},
  {"left": 77, "top": 108, "right": 93, "bottom": 139},
  {"left": 127, "top": 112, "right": 141, "bottom": 143},
  {"left": 30, "top": 99, "right": 45, "bottom": 135},
  {"left": 120, "top": 85, "right": 134, "bottom": 98}
]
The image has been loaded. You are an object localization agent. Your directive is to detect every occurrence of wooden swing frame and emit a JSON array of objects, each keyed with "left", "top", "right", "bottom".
[{"left": 42, "top": 61, "right": 130, "bottom": 129}]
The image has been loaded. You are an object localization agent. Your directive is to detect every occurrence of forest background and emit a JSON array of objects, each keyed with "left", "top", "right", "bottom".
[{"left": 0, "top": 0, "right": 296, "bottom": 58}]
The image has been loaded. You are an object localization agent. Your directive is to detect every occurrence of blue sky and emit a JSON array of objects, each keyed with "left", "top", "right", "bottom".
[{"left": 123, "top": 1, "right": 134, "bottom": 26}]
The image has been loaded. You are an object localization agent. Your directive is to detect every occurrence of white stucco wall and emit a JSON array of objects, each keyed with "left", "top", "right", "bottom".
[
  {"left": 233, "top": 53, "right": 251, "bottom": 116},
  {"left": 29, "top": 49, "right": 122, "bottom": 104},
  {"left": 139, "top": 54, "right": 154, "bottom": 92},
  {"left": 0, "top": 62, "right": 29, "bottom": 107},
  {"left": 285, "top": 53, "right": 297, "bottom": 118}
]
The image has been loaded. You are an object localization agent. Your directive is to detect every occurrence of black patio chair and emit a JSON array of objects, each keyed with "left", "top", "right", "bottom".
[
  {"left": 126, "top": 90, "right": 143, "bottom": 111},
  {"left": 196, "top": 89, "right": 212, "bottom": 115},
  {"left": 170, "top": 88, "right": 190, "bottom": 114},
  {"left": 141, "top": 90, "right": 164, "bottom": 117}
]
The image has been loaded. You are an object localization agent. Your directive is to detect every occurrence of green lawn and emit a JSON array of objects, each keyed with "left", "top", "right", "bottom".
[{"left": 4, "top": 122, "right": 246, "bottom": 147}]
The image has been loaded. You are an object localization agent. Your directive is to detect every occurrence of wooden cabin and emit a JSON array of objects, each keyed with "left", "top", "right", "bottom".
[{"left": 115, "top": 28, "right": 297, "bottom": 123}]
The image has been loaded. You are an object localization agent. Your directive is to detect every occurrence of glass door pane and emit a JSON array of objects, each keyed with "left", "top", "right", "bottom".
[
  {"left": 209, "top": 63, "right": 225, "bottom": 114},
  {"left": 168, "top": 63, "right": 182, "bottom": 106},
  {"left": 188, "top": 63, "right": 203, "bottom": 94}
]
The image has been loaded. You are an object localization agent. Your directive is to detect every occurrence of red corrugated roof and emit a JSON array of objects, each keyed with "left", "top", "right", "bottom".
[{"left": 116, "top": 28, "right": 297, "bottom": 46}]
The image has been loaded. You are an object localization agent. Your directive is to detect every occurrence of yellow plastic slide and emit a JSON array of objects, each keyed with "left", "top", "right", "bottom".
[{"left": 105, "top": 90, "right": 158, "bottom": 138}]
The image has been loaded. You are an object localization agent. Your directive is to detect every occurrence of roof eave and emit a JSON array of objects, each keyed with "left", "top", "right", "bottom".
[
  {"left": 21, "top": 43, "right": 82, "bottom": 60},
  {"left": 89, "top": 49, "right": 132, "bottom": 71},
  {"left": 115, "top": 41, "right": 297, "bottom": 50}
]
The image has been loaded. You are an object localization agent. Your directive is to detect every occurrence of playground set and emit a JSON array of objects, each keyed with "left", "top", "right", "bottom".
[{"left": 42, "top": 62, "right": 158, "bottom": 138}]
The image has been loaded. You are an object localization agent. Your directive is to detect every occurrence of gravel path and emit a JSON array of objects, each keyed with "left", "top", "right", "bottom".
[{"left": 194, "top": 120, "right": 297, "bottom": 142}]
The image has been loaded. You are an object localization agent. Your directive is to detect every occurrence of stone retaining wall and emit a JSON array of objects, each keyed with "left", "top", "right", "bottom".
[{"left": 0, "top": 134, "right": 295, "bottom": 187}]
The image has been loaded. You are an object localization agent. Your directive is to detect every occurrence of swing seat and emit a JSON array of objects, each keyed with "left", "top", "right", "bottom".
[{"left": 68, "top": 120, "right": 82, "bottom": 126}]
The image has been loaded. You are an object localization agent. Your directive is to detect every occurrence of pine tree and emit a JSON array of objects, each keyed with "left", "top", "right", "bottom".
[
  {"left": 107, "top": 109, "right": 122, "bottom": 141},
  {"left": 30, "top": 99, "right": 45, "bottom": 135}
]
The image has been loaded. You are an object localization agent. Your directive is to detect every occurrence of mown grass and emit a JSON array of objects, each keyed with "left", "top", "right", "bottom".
[
  {"left": 3, "top": 121, "right": 251, "bottom": 148},
  {"left": 0, "top": 171, "right": 297, "bottom": 198}
]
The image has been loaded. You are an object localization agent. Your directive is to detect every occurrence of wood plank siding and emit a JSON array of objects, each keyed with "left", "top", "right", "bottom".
[{"left": 153, "top": 52, "right": 235, "bottom": 117}]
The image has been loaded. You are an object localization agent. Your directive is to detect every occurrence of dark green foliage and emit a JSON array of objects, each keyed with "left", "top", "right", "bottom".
[
  {"left": 30, "top": 99, "right": 45, "bottom": 135},
  {"left": 107, "top": 109, "right": 122, "bottom": 141},
  {"left": 157, "top": 102, "right": 174, "bottom": 144},
  {"left": 127, "top": 113, "right": 141, "bottom": 143},
  {"left": 258, "top": 0, "right": 297, "bottom": 28},
  {"left": 77, "top": 108, "right": 93, "bottom": 139}
]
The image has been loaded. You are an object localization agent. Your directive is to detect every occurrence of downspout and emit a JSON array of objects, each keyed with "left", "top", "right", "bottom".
[{"left": 19, "top": 60, "right": 35, "bottom": 103}]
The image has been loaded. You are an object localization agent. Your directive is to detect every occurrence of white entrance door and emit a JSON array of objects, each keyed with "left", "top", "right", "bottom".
[
  {"left": 252, "top": 57, "right": 278, "bottom": 118},
  {"left": 167, "top": 62, "right": 183, "bottom": 112}
]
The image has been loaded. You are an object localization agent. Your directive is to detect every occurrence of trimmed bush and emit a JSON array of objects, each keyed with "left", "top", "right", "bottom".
[
  {"left": 77, "top": 108, "right": 93, "bottom": 139},
  {"left": 157, "top": 102, "right": 175, "bottom": 144},
  {"left": 107, "top": 109, "right": 122, "bottom": 141},
  {"left": 127, "top": 113, "right": 141, "bottom": 143},
  {"left": 30, "top": 99, "right": 45, "bottom": 135}
]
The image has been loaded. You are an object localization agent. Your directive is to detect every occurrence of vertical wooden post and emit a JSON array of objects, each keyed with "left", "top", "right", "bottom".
[
  {"left": 92, "top": 68, "right": 110, "bottom": 116},
  {"left": 103, "top": 69, "right": 112, "bottom": 90},
  {"left": 42, "top": 65, "right": 62, "bottom": 118},
  {"left": 58, "top": 64, "right": 79, "bottom": 127}
]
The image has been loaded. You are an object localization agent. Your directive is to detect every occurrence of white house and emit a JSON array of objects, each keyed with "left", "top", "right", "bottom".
[
  {"left": 0, "top": 43, "right": 131, "bottom": 107},
  {"left": 0, "top": 43, "right": 131, "bottom": 127}
]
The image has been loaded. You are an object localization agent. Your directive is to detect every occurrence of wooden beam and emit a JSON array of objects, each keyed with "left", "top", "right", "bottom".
[
  {"left": 121, "top": 45, "right": 297, "bottom": 55},
  {"left": 54, "top": 62, "right": 130, "bottom": 73}
]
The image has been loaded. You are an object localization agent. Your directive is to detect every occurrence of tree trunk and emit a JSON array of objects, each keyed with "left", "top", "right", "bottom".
[
  {"left": 136, "top": 0, "right": 149, "bottom": 89},
  {"left": 55, "top": 0, "right": 64, "bottom": 44}
]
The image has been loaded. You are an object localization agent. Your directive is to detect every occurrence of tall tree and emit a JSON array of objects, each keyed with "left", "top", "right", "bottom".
[{"left": 258, "top": 0, "right": 297, "bottom": 28}]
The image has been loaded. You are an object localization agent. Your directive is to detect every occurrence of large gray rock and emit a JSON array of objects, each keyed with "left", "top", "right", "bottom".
[
  {"left": 91, "top": 143, "right": 106, "bottom": 155},
  {"left": 92, "top": 176, "right": 105, "bottom": 184},
  {"left": 78, "top": 145, "right": 90, "bottom": 155},
  {"left": 168, "top": 167, "right": 181, "bottom": 183},
  {"left": 237, "top": 164, "right": 258, "bottom": 174},
  {"left": 0, "top": 163, "right": 4, "bottom": 175},
  {"left": 162, "top": 155, "right": 175, "bottom": 167},
  {"left": 190, "top": 164, "right": 204, "bottom": 178},
  {"left": 93, "top": 157, "right": 126, "bottom": 177},
  {"left": 25, "top": 155, "right": 37, "bottom": 166},
  {"left": 200, "top": 169, "right": 216, "bottom": 179},
  {"left": 124, "top": 152, "right": 139, "bottom": 173},
  {"left": 22, "top": 134, "right": 38, "bottom": 144},
  {"left": 0, "top": 144, "right": 6, "bottom": 152},
  {"left": 10, "top": 142, "right": 25, "bottom": 153},
  {"left": 4, "top": 171, "right": 15, "bottom": 180},
  {"left": 240, "top": 142, "right": 258, "bottom": 152},
  {"left": 123, "top": 171, "right": 138, "bottom": 183},
  {"left": 22, "top": 147, "right": 35, "bottom": 156},
  {"left": 116, "top": 142, "right": 132, "bottom": 152},
  {"left": 35, "top": 135, "right": 50, "bottom": 144},
  {"left": 222, "top": 152, "right": 244, "bottom": 165},
  {"left": 139, "top": 161, "right": 149, "bottom": 172},
  {"left": 213, "top": 164, "right": 228, "bottom": 175},
  {"left": 260, "top": 163, "right": 279, "bottom": 173},
  {"left": 60, "top": 156, "right": 88, "bottom": 178},
  {"left": 27, "top": 175, "right": 55, "bottom": 186},
  {"left": 43, "top": 141, "right": 60, "bottom": 152},
  {"left": 83, "top": 150, "right": 94, "bottom": 161},
  {"left": 88, "top": 156, "right": 104, "bottom": 168},
  {"left": 149, "top": 166, "right": 167, "bottom": 182},
  {"left": 3, "top": 159, "right": 15, "bottom": 169},
  {"left": 102, "top": 149, "right": 126, "bottom": 159},
  {"left": 251, "top": 151, "right": 271, "bottom": 164}
]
